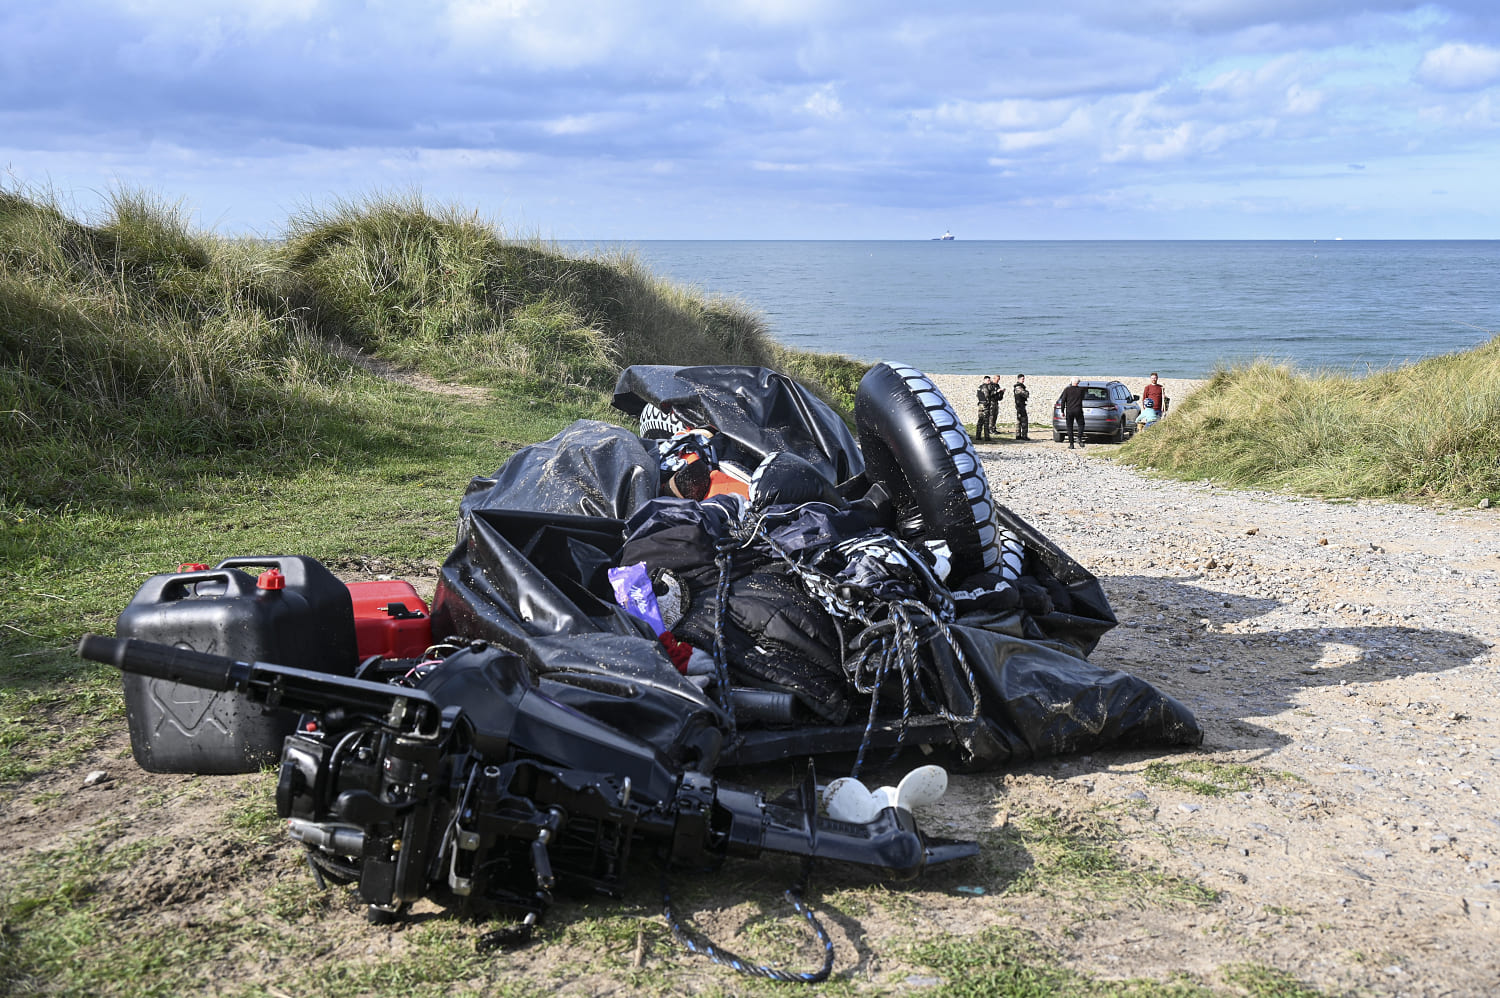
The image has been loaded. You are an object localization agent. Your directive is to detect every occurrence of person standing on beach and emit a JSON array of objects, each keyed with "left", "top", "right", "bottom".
[
  {"left": 1142, "top": 373, "right": 1167, "bottom": 417},
  {"left": 986, "top": 374, "right": 1004, "bottom": 438},
  {"left": 975, "top": 376, "right": 995, "bottom": 442},
  {"left": 1058, "top": 377, "right": 1086, "bottom": 448},
  {"left": 1012, "top": 374, "right": 1030, "bottom": 440}
]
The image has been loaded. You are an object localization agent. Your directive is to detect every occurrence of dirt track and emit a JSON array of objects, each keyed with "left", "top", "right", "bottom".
[{"left": 937, "top": 412, "right": 1498, "bottom": 996}]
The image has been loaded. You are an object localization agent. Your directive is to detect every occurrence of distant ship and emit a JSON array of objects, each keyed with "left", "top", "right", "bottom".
[{"left": 932, "top": 230, "right": 955, "bottom": 241}]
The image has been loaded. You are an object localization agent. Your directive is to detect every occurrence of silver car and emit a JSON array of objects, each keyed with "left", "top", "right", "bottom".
[{"left": 1051, "top": 380, "right": 1142, "bottom": 443}]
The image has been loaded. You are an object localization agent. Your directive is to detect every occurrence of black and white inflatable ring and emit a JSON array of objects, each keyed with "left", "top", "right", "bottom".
[
  {"left": 638, "top": 401, "right": 690, "bottom": 440},
  {"left": 854, "top": 362, "right": 1024, "bottom": 582}
]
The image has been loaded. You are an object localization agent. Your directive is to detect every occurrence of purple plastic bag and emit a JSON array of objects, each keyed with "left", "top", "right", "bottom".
[{"left": 608, "top": 561, "right": 666, "bottom": 636}]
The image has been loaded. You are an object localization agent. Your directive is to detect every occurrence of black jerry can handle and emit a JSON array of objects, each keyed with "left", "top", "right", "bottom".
[{"left": 130, "top": 568, "right": 257, "bottom": 604}]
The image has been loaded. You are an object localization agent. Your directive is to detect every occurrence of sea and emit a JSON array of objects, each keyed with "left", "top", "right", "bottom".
[{"left": 569, "top": 240, "right": 1500, "bottom": 379}]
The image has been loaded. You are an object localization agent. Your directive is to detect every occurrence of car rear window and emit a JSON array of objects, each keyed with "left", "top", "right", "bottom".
[{"left": 1085, "top": 388, "right": 1109, "bottom": 400}]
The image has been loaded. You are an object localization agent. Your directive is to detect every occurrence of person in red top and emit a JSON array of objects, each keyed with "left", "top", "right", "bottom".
[{"left": 1142, "top": 372, "right": 1167, "bottom": 417}]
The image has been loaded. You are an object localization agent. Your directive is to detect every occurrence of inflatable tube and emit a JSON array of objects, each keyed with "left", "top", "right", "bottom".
[
  {"left": 855, "top": 363, "right": 1025, "bottom": 582},
  {"left": 638, "top": 401, "right": 690, "bottom": 440},
  {"left": 748, "top": 451, "right": 845, "bottom": 509}
]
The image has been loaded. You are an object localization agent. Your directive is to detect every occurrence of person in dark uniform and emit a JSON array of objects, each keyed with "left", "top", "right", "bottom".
[
  {"left": 1058, "top": 377, "right": 1086, "bottom": 448},
  {"left": 1012, "top": 374, "right": 1030, "bottom": 440},
  {"left": 986, "top": 374, "right": 1004, "bottom": 439},
  {"left": 975, "top": 376, "right": 995, "bottom": 442}
]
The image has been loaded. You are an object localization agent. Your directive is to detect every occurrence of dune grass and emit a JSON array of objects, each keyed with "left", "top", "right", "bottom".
[
  {"left": 1, "top": 186, "right": 863, "bottom": 513},
  {"left": 1119, "top": 343, "right": 1500, "bottom": 505},
  {"left": 2, "top": 188, "right": 351, "bottom": 507}
]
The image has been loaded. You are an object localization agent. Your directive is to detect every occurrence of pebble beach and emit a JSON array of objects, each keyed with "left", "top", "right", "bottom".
[
  {"left": 909, "top": 366, "right": 1500, "bottom": 995},
  {"left": 925, "top": 372, "right": 1205, "bottom": 437}
]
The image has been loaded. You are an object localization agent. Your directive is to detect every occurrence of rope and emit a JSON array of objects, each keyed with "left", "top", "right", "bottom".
[
  {"left": 834, "top": 595, "right": 986, "bottom": 778},
  {"left": 845, "top": 639, "right": 889, "bottom": 780},
  {"left": 660, "top": 861, "right": 833, "bottom": 984},
  {"left": 710, "top": 537, "right": 739, "bottom": 746},
  {"left": 719, "top": 501, "right": 987, "bottom": 775}
]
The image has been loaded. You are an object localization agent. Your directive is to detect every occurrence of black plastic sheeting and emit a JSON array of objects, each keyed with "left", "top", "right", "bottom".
[
  {"left": 613, "top": 364, "right": 864, "bottom": 486},
  {"left": 431, "top": 505, "right": 727, "bottom": 771},
  {"left": 431, "top": 365, "right": 1201, "bottom": 773}
]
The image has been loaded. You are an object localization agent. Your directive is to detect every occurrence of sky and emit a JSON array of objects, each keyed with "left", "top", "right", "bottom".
[{"left": 3, "top": 1, "right": 1499, "bottom": 239}]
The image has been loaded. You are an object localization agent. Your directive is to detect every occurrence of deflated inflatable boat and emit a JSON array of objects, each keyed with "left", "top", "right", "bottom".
[{"left": 439, "top": 361, "right": 1201, "bottom": 771}]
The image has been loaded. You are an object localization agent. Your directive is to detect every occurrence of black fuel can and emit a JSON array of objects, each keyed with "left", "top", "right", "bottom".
[{"left": 116, "top": 556, "right": 358, "bottom": 774}]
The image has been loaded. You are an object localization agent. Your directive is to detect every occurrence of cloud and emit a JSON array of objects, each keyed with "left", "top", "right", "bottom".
[
  {"left": 404, "top": 147, "right": 526, "bottom": 171},
  {"left": 444, "top": 0, "right": 629, "bottom": 70},
  {"left": 803, "top": 85, "right": 843, "bottom": 118},
  {"left": 1284, "top": 83, "right": 1325, "bottom": 114},
  {"left": 1106, "top": 121, "right": 1197, "bottom": 163},
  {"left": 1417, "top": 43, "right": 1500, "bottom": 91},
  {"left": 991, "top": 107, "right": 1098, "bottom": 154},
  {"left": 921, "top": 99, "right": 1079, "bottom": 133},
  {"left": 5, "top": 1, "right": 1500, "bottom": 237},
  {"left": 117, "top": 0, "right": 319, "bottom": 29},
  {"left": 543, "top": 113, "right": 631, "bottom": 136}
]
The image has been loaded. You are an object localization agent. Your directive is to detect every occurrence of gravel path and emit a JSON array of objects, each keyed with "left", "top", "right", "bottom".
[{"left": 921, "top": 371, "right": 1500, "bottom": 996}]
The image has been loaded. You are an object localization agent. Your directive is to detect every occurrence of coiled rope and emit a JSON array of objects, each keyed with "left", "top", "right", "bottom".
[
  {"left": 737, "top": 503, "right": 986, "bottom": 778},
  {"left": 661, "top": 860, "right": 833, "bottom": 984}
]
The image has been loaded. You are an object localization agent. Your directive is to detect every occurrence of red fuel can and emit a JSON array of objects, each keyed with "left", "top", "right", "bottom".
[{"left": 346, "top": 580, "right": 433, "bottom": 660}]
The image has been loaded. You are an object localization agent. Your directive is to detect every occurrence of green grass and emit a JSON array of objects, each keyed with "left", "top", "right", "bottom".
[
  {"left": 1119, "top": 349, "right": 1500, "bottom": 505},
  {"left": 1, "top": 184, "right": 855, "bottom": 513},
  {"left": 978, "top": 807, "right": 1219, "bottom": 907},
  {"left": 1143, "top": 760, "right": 1256, "bottom": 797},
  {"left": 905, "top": 927, "right": 1206, "bottom": 997},
  {"left": 1141, "top": 760, "right": 1304, "bottom": 799},
  {"left": 905, "top": 929, "right": 1328, "bottom": 997},
  {"left": 0, "top": 380, "right": 585, "bottom": 786},
  {"left": 1219, "top": 964, "right": 1326, "bottom": 998}
]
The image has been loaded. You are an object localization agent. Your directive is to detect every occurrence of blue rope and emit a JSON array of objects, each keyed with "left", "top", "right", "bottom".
[
  {"left": 847, "top": 640, "right": 888, "bottom": 781},
  {"left": 661, "top": 866, "right": 834, "bottom": 984}
]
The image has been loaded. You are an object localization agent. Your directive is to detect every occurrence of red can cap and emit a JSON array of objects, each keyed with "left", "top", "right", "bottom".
[
  {"left": 178, "top": 563, "right": 210, "bottom": 572},
  {"left": 257, "top": 569, "right": 286, "bottom": 591}
]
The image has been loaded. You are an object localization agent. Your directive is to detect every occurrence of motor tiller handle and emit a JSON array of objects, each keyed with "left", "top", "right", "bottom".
[
  {"left": 78, "top": 633, "right": 244, "bottom": 691},
  {"left": 78, "top": 632, "right": 441, "bottom": 729}
]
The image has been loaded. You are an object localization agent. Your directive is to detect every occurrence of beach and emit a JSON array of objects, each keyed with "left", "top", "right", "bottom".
[
  {"left": 925, "top": 372, "right": 1204, "bottom": 436},
  {"left": 902, "top": 375, "right": 1499, "bottom": 994}
]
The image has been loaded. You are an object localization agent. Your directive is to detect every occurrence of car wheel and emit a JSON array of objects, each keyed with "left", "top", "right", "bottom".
[
  {"left": 1111, "top": 419, "right": 1125, "bottom": 444},
  {"left": 1053, "top": 429, "right": 1064, "bottom": 442}
]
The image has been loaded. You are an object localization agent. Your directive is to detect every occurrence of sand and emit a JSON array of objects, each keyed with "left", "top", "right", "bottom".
[{"left": 924, "top": 372, "right": 1204, "bottom": 435}]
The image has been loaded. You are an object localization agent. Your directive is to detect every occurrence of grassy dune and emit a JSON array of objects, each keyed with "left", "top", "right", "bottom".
[
  {"left": 1, "top": 184, "right": 864, "bottom": 794},
  {"left": 1118, "top": 345, "right": 1500, "bottom": 505},
  {"left": 1, "top": 186, "right": 864, "bottom": 511}
]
